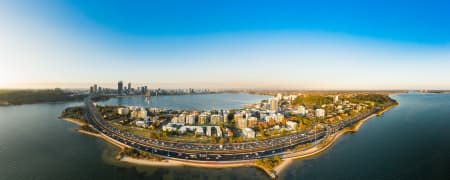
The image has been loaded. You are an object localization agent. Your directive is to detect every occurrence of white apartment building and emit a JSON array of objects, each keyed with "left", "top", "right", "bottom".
[
  {"left": 315, "top": 108, "right": 325, "bottom": 118},
  {"left": 242, "top": 128, "right": 255, "bottom": 138},
  {"left": 186, "top": 114, "right": 196, "bottom": 125},
  {"left": 117, "top": 107, "right": 129, "bottom": 115},
  {"left": 210, "top": 114, "right": 222, "bottom": 125}
]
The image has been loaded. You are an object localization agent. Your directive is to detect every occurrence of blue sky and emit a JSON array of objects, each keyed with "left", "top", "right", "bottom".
[{"left": 1, "top": 0, "right": 450, "bottom": 89}]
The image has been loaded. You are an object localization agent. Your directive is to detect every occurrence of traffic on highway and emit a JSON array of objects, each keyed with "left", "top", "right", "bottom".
[{"left": 84, "top": 98, "right": 378, "bottom": 161}]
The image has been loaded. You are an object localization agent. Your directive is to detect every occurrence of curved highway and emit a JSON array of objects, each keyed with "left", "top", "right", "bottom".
[{"left": 84, "top": 97, "right": 378, "bottom": 161}]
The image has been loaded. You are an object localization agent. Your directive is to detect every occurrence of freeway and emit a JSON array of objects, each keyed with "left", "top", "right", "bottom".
[{"left": 84, "top": 97, "right": 379, "bottom": 161}]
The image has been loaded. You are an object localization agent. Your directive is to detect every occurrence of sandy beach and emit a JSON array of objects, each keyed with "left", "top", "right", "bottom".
[
  {"left": 78, "top": 129, "right": 102, "bottom": 137},
  {"left": 120, "top": 157, "right": 181, "bottom": 167},
  {"left": 61, "top": 117, "right": 87, "bottom": 126}
]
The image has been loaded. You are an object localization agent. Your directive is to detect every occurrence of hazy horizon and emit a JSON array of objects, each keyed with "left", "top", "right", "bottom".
[
  {"left": 0, "top": 81, "right": 436, "bottom": 91},
  {"left": 1, "top": 1, "right": 450, "bottom": 89}
]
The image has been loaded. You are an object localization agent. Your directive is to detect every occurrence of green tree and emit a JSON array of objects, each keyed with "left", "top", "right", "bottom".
[
  {"left": 273, "top": 155, "right": 281, "bottom": 164},
  {"left": 219, "top": 137, "right": 225, "bottom": 144},
  {"left": 210, "top": 137, "right": 217, "bottom": 144}
]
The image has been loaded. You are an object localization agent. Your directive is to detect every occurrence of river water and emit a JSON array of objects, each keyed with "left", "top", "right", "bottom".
[
  {"left": 279, "top": 93, "right": 450, "bottom": 180},
  {"left": 98, "top": 93, "right": 271, "bottom": 111},
  {"left": 0, "top": 93, "right": 449, "bottom": 180}
]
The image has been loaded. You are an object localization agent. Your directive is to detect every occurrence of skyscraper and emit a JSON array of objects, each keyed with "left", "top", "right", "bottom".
[
  {"left": 127, "top": 82, "right": 131, "bottom": 94},
  {"left": 269, "top": 98, "right": 279, "bottom": 112},
  {"left": 118, "top": 81, "right": 123, "bottom": 95},
  {"left": 235, "top": 112, "right": 247, "bottom": 129},
  {"left": 93, "top": 84, "right": 97, "bottom": 93}
]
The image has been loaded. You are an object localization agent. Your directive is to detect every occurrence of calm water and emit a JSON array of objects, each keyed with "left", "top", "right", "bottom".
[
  {"left": 0, "top": 93, "right": 449, "bottom": 180},
  {"left": 280, "top": 93, "right": 450, "bottom": 180},
  {"left": 0, "top": 93, "right": 270, "bottom": 180},
  {"left": 98, "top": 93, "right": 271, "bottom": 111}
]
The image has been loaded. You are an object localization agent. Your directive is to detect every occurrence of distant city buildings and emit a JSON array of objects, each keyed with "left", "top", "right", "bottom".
[
  {"left": 141, "top": 86, "right": 148, "bottom": 94},
  {"left": 118, "top": 81, "right": 123, "bottom": 95},
  {"left": 89, "top": 84, "right": 104, "bottom": 94},
  {"left": 93, "top": 84, "right": 98, "bottom": 93},
  {"left": 109, "top": 81, "right": 222, "bottom": 96}
]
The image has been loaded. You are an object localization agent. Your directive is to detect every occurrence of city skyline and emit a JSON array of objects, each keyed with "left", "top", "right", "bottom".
[{"left": 1, "top": 1, "right": 450, "bottom": 89}]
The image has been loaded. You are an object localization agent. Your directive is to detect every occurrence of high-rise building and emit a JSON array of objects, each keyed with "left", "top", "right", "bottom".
[
  {"left": 128, "top": 82, "right": 131, "bottom": 92},
  {"left": 118, "top": 81, "right": 123, "bottom": 95},
  {"left": 235, "top": 112, "right": 247, "bottom": 129},
  {"left": 269, "top": 98, "right": 279, "bottom": 112},
  {"left": 223, "top": 112, "right": 229, "bottom": 124},
  {"left": 141, "top": 86, "right": 147, "bottom": 94},
  {"left": 93, "top": 84, "right": 98, "bottom": 93}
]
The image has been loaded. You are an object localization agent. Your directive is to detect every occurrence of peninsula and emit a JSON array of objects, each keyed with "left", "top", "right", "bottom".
[{"left": 61, "top": 89, "right": 398, "bottom": 179}]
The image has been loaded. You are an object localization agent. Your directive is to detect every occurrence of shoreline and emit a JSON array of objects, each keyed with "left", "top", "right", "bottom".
[
  {"left": 120, "top": 155, "right": 278, "bottom": 177},
  {"left": 273, "top": 103, "right": 398, "bottom": 177},
  {"left": 61, "top": 117, "right": 87, "bottom": 126},
  {"left": 376, "top": 103, "right": 397, "bottom": 116},
  {"left": 60, "top": 104, "right": 397, "bottom": 179},
  {"left": 132, "top": 108, "right": 390, "bottom": 179},
  {"left": 61, "top": 117, "right": 128, "bottom": 149}
]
